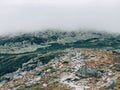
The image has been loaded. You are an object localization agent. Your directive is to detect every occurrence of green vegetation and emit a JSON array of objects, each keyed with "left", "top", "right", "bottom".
[{"left": 0, "top": 54, "right": 37, "bottom": 76}]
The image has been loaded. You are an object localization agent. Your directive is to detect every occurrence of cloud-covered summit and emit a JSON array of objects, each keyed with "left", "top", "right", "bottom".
[{"left": 0, "top": 0, "right": 120, "bottom": 35}]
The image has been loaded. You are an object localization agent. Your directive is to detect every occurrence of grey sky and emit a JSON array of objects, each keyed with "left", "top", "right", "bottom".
[{"left": 0, "top": 0, "right": 120, "bottom": 35}]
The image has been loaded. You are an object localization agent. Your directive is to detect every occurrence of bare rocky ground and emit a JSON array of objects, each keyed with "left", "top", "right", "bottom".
[{"left": 0, "top": 48, "right": 120, "bottom": 90}]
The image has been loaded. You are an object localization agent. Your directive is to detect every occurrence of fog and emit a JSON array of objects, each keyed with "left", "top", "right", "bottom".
[{"left": 0, "top": 0, "right": 120, "bottom": 35}]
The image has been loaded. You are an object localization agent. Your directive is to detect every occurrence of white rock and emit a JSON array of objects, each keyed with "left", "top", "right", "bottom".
[
  {"left": 34, "top": 77, "right": 41, "bottom": 81},
  {"left": 43, "top": 83, "right": 47, "bottom": 87}
]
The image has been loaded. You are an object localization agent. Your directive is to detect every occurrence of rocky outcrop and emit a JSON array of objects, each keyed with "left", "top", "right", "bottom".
[{"left": 21, "top": 58, "right": 43, "bottom": 72}]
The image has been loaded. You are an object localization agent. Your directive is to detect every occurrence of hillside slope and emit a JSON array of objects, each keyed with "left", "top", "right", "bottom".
[{"left": 0, "top": 30, "right": 120, "bottom": 90}]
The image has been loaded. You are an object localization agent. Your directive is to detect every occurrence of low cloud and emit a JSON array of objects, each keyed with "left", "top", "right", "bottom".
[{"left": 0, "top": 0, "right": 120, "bottom": 35}]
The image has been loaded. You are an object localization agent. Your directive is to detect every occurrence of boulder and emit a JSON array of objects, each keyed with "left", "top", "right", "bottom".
[
  {"left": 75, "top": 65, "right": 102, "bottom": 77},
  {"left": 101, "top": 78, "right": 116, "bottom": 89}
]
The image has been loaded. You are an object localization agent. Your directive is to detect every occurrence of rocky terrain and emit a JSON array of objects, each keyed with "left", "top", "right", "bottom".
[{"left": 0, "top": 30, "right": 120, "bottom": 90}]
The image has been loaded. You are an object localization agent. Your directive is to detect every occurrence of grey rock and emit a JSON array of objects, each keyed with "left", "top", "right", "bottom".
[
  {"left": 75, "top": 65, "right": 102, "bottom": 77},
  {"left": 22, "top": 63, "right": 36, "bottom": 71},
  {"left": 36, "top": 70, "right": 42, "bottom": 75},
  {"left": 13, "top": 85, "right": 24, "bottom": 90},
  {"left": 46, "top": 69, "right": 51, "bottom": 73},
  {"left": 37, "top": 61, "right": 43, "bottom": 67},
  {"left": 101, "top": 78, "right": 116, "bottom": 89},
  {"left": 0, "top": 73, "right": 13, "bottom": 82},
  {"left": 21, "top": 58, "right": 42, "bottom": 72},
  {"left": 16, "top": 68, "right": 22, "bottom": 74}
]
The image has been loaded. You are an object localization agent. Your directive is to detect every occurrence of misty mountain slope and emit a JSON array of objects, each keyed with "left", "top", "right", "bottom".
[
  {"left": 0, "top": 30, "right": 120, "bottom": 76},
  {"left": 0, "top": 30, "right": 120, "bottom": 90},
  {"left": 0, "top": 30, "right": 118, "bottom": 54}
]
